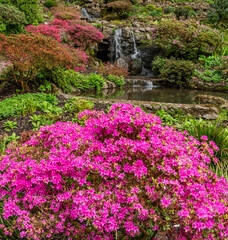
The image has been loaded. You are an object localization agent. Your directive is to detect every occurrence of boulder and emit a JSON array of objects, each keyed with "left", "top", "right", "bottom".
[
  {"left": 116, "top": 56, "right": 129, "bottom": 69},
  {"left": 129, "top": 58, "right": 142, "bottom": 75}
]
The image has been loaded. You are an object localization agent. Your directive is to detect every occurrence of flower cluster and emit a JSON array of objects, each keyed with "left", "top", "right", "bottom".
[
  {"left": 26, "top": 17, "right": 104, "bottom": 50},
  {"left": 0, "top": 104, "right": 227, "bottom": 239}
]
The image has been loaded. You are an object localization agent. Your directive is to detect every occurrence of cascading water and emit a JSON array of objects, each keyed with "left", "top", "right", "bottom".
[
  {"left": 133, "top": 79, "right": 153, "bottom": 90},
  {"left": 81, "top": 8, "right": 92, "bottom": 21},
  {"left": 111, "top": 29, "right": 123, "bottom": 63},
  {"left": 130, "top": 30, "right": 140, "bottom": 60},
  {"left": 131, "top": 30, "right": 154, "bottom": 77}
]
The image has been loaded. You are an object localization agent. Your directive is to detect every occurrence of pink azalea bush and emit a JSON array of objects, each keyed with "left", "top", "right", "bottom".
[
  {"left": 25, "top": 24, "right": 62, "bottom": 42},
  {"left": 0, "top": 104, "right": 227, "bottom": 239},
  {"left": 26, "top": 18, "right": 104, "bottom": 49}
]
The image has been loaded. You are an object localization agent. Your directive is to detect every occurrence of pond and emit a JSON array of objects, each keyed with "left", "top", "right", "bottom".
[{"left": 82, "top": 85, "right": 228, "bottom": 104}]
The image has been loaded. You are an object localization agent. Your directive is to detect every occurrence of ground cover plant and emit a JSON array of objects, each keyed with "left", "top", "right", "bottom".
[
  {"left": 0, "top": 104, "right": 227, "bottom": 240},
  {"left": 0, "top": 93, "right": 58, "bottom": 120}
]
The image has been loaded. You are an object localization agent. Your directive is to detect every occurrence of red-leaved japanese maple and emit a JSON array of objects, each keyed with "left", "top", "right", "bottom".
[{"left": 0, "top": 33, "right": 88, "bottom": 90}]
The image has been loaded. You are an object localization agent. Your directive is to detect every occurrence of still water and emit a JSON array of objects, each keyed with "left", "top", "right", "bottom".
[{"left": 82, "top": 86, "right": 228, "bottom": 104}]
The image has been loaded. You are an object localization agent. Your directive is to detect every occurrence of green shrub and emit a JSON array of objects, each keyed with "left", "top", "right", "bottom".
[
  {"left": 51, "top": 68, "right": 85, "bottom": 92},
  {"left": 194, "top": 69, "right": 224, "bottom": 83},
  {"left": 64, "top": 97, "right": 94, "bottom": 114},
  {"left": 105, "top": 0, "right": 132, "bottom": 19},
  {"left": 0, "top": 93, "right": 58, "bottom": 120},
  {"left": 174, "top": 6, "right": 190, "bottom": 20},
  {"left": 156, "top": 7, "right": 162, "bottom": 13},
  {"left": 152, "top": 56, "right": 166, "bottom": 76},
  {"left": 107, "top": 74, "right": 125, "bottom": 87},
  {"left": 43, "top": 0, "right": 57, "bottom": 8},
  {"left": 159, "top": 58, "right": 195, "bottom": 86},
  {"left": 1, "top": 0, "right": 43, "bottom": 25},
  {"left": 164, "top": 6, "right": 175, "bottom": 14},
  {"left": 148, "top": 10, "right": 159, "bottom": 16},
  {"left": 87, "top": 73, "right": 105, "bottom": 91},
  {"left": 0, "top": 4, "right": 26, "bottom": 34},
  {"left": 199, "top": 54, "right": 222, "bottom": 69},
  {"left": 150, "top": 19, "right": 222, "bottom": 60},
  {"left": 51, "top": 69, "right": 105, "bottom": 92},
  {"left": 207, "top": 0, "right": 228, "bottom": 27},
  {"left": 146, "top": 4, "right": 156, "bottom": 11},
  {"left": 156, "top": 109, "right": 177, "bottom": 126},
  {"left": 0, "top": 133, "right": 19, "bottom": 154}
]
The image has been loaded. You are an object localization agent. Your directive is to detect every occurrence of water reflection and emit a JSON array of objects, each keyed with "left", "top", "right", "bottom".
[{"left": 82, "top": 86, "right": 228, "bottom": 104}]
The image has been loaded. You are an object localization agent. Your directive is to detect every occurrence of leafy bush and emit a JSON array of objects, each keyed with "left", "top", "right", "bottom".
[
  {"left": 220, "top": 55, "right": 228, "bottom": 79},
  {"left": 54, "top": 11, "right": 80, "bottom": 20},
  {"left": 2, "top": 0, "right": 43, "bottom": 25},
  {"left": 3, "top": 120, "right": 17, "bottom": 131},
  {"left": 148, "top": 10, "right": 159, "bottom": 16},
  {"left": 43, "top": 0, "right": 57, "bottom": 8},
  {"left": 207, "top": 0, "right": 228, "bottom": 27},
  {"left": 194, "top": 69, "right": 224, "bottom": 83},
  {"left": 150, "top": 19, "right": 222, "bottom": 60},
  {"left": 51, "top": 5, "right": 80, "bottom": 16},
  {"left": 0, "top": 93, "right": 58, "bottom": 120},
  {"left": 152, "top": 56, "right": 166, "bottom": 76},
  {"left": 106, "top": 0, "right": 132, "bottom": 19},
  {"left": 107, "top": 74, "right": 125, "bottom": 87},
  {"left": 64, "top": 97, "right": 94, "bottom": 115},
  {"left": 0, "top": 104, "right": 227, "bottom": 240},
  {"left": 0, "top": 4, "right": 26, "bottom": 34},
  {"left": 174, "top": 6, "right": 190, "bottom": 20},
  {"left": 199, "top": 54, "right": 222, "bottom": 69},
  {"left": 155, "top": 109, "right": 177, "bottom": 126},
  {"left": 0, "top": 33, "right": 88, "bottom": 90},
  {"left": 0, "top": 133, "right": 19, "bottom": 154},
  {"left": 51, "top": 69, "right": 105, "bottom": 92},
  {"left": 164, "top": 6, "right": 175, "bottom": 14},
  {"left": 159, "top": 58, "right": 195, "bottom": 86},
  {"left": 146, "top": 4, "right": 156, "bottom": 11},
  {"left": 87, "top": 73, "right": 105, "bottom": 91}
]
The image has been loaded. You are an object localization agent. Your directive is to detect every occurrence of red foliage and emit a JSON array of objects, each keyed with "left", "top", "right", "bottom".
[
  {"left": 0, "top": 33, "right": 88, "bottom": 90},
  {"left": 97, "top": 62, "right": 129, "bottom": 77}
]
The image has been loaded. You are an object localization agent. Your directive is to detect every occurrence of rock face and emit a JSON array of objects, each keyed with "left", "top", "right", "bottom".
[
  {"left": 95, "top": 21, "right": 156, "bottom": 74},
  {"left": 195, "top": 95, "right": 228, "bottom": 111},
  {"left": 82, "top": 0, "right": 211, "bottom": 74},
  {"left": 116, "top": 56, "right": 129, "bottom": 69}
]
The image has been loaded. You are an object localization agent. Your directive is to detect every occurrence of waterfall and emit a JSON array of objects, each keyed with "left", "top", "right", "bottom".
[
  {"left": 111, "top": 29, "right": 123, "bottom": 63},
  {"left": 131, "top": 30, "right": 140, "bottom": 59},
  {"left": 133, "top": 79, "right": 153, "bottom": 90},
  {"left": 81, "top": 8, "right": 92, "bottom": 21}
]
